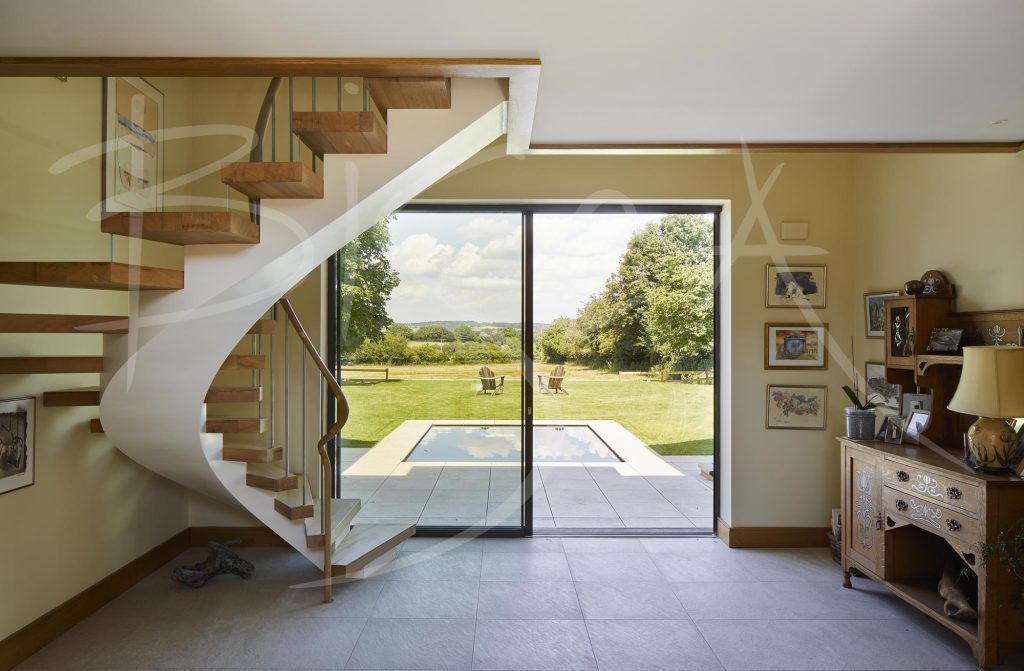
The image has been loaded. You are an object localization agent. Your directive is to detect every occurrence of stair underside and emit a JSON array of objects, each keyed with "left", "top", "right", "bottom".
[
  {"left": 245, "top": 463, "right": 298, "bottom": 492},
  {"left": 304, "top": 498, "right": 362, "bottom": 547},
  {"left": 291, "top": 112, "right": 387, "bottom": 156},
  {"left": 221, "top": 162, "right": 324, "bottom": 200},
  {"left": 331, "top": 524, "right": 416, "bottom": 576},
  {"left": 205, "top": 417, "right": 268, "bottom": 434},
  {"left": 220, "top": 354, "right": 265, "bottom": 371},
  {"left": 248, "top": 319, "right": 276, "bottom": 335},
  {"left": 0, "top": 356, "right": 103, "bottom": 374},
  {"left": 0, "top": 313, "right": 128, "bottom": 334},
  {"left": 222, "top": 445, "right": 283, "bottom": 464},
  {"left": 100, "top": 212, "right": 260, "bottom": 245},
  {"left": 367, "top": 77, "right": 451, "bottom": 113},
  {"left": 0, "top": 262, "right": 183, "bottom": 290}
]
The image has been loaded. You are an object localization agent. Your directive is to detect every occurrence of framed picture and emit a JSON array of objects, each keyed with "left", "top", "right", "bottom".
[
  {"left": 764, "top": 323, "right": 828, "bottom": 369},
  {"left": 864, "top": 361, "right": 900, "bottom": 409},
  {"left": 864, "top": 291, "right": 900, "bottom": 338},
  {"left": 103, "top": 76, "right": 164, "bottom": 213},
  {"left": 0, "top": 396, "right": 35, "bottom": 496},
  {"left": 926, "top": 327, "right": 964, "bottom": 354},
  {"left": 881, "top": 415, "right": 905, "bottom": 445},
  {"left": 905, "top": 410, "right": 931, "bottom": 444},
  {"left": 766, "top": 384, "right": 828, "bottom": 430},
  {"left": 901, "top": 393, "right": 932, "bottom": 416},
  {"left": 766, "top": 264, "right": 827, "bottom": 308}
]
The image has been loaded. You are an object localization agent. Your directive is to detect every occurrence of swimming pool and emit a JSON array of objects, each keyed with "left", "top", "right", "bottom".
[{"left": 404, "top": 425, "right": 622, "bottom": 463}]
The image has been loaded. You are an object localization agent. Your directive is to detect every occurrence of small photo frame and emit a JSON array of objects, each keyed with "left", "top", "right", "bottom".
[
  {"left": 766, "top": 384, "right": 828, "bottom": 430},
  {"left": 0, "top": 396, "right": 35, "bottom": 496},
  {"left": 766, "top": 265, "right": 827, "bottom": 308},
  {"left": 926, "top": 327, "right": 964, "bottom": 354},
  {"left": 904, "top": 410, "right": 931, "bottom": 444},
  {"left": 864, "top": 291, "right": 900, "bottom": 338},
  {"left": 880, "top": 415, "right": 905, "bottom": 445},
  {"left": 865, "top": 361, "right": 900, "bottom": 409},
  {"left": 764, "top": 323, "right": 829, "bottom": 369},
  {"left": 901, "top": 393, "right": 932, "bottom": 416}
]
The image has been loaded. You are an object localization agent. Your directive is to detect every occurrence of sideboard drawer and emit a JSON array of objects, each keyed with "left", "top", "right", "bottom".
[
  {"left": 883, "top": 486, "right": 981, "bottom": 544},
  {"left": 882, "top": 460, "right": 981, "bottom": 516}
]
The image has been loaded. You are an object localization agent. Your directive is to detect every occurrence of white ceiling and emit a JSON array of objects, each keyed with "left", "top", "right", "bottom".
[{"left": 3, "top": 0, "right": 1023, "bottom": 144}]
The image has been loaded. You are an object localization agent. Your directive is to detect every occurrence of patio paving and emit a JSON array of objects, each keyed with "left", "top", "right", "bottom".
[{"left": 341, "top": 448, "right": 713, "bottom": 530}]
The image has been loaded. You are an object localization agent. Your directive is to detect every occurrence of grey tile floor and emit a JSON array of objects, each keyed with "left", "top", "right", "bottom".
[
  {"left": 342, "top": 449, "right": 714, "bottom": 530},
  {"left": 20, "top": 537, "right": 1016, "bottom": 670}
]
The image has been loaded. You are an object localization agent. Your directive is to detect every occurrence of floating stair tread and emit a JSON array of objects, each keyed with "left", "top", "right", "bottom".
[
  {"left": 89, "top": 418, "right": 103, "bottom": 434},
  {"left": 331, "top": 523, "right": 416, "bottom": 576},
  {"left": 222, "top": 445, "right": 282, "bottom": 463},
  {"left": 0, "top": 356, "right": 103, "bottom": 374},
  {"left": 220, "top": 354, "right": 265, "bottom": 371},
  {"left": 0, "top": 313, "right": 128, "bottom": 334},
  {"left": 221, "top": 162, "right": 324, "bottom": 200},
  {"left": 206, "top": 386, "right": 262, "bottom": 403},
  {"left": 366, "top": 77, "right": 451, "bottom": 112},
  {"left": 0, "top": 262, "right": 183, "bottom": 291},
  {"left": 248, "top": 319, "right": 276, "bottom": 335},
  {"left": 43, "top": 387, "right": 100, "bottom": 406},
  {"left": 100, "top": 211, "right": 260, "bottom": 245},
  {"left": 291, "top": 112, "right": 387, "bottom": 156},
  {"left": 305, "top": 498, "right": 361, "bottom": 547},
  {"left": 275, "top": 477, "right": 316, "bottom": 521},
  {"left": 205, "top": 417, "right": 268, "bottom": 434},
  {"left": 246, "top": 463, "right": 298, "bottom": 492}
]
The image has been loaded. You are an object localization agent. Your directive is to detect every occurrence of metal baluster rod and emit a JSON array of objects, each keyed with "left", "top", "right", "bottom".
[
  {"left": 311, "top": 76, "right": 317, "bottom": 173},
  {"left": 362, "top": 77, "right": 369, "bottom": 112},
  {"left": 271, "top": 91, "right": 276, "bottom": 163},
  {"left": 288, "top": 77, "right": 294, "bottom": 162},
  {"left": 302, "top": 351, "right": 307, "bottom": 507},
  {"left": 269, "top": 306, "right": 276, "bottom": 453},
  {"left": 337, "top": 76, "right": 342, "bottom": 112},
  {"left": 284, "top": 319, "right": 290, "bottom": 475}
]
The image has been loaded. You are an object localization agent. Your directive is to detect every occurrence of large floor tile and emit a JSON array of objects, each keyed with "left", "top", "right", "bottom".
[
  {"left": 587, "top": 619, "right": 723, "bottom": 671},
  {"left": 482, "top": 537, "right": 564, "bottom": 553},
  {"left": 473, "top": 619, "right": 596, "bottom": 670},
  {"left": 566, "top": 551, "right": 664, "bottom": 582},
  {"left": 650, "top": 551, "right": 756, "bottom": 582},
  {"left": 374, "top": 551, "right": 483, "bottom": 581},
  {"left": 227, "top": 616, "right": 367, "bottom": 669},
  {"left": 346, "top": 618, "right": 475, "bottom": 670},
  {"left": 621, "top": 516, "right": 696, "bottom": 528},
  {"left": 481, "top": 551, "right": 572, "bottom": 581},
  {"left": 575, "top": 580, "right": 687, "bottom": 619},
  {"left": 371, "top": 580, "right": 479, "bottom": 618},
  {"left": 561, "top": 537, "right": 646, "bottom": 553},
  {"left": 554, "top": 516, "right": 625, "bottom": 528},
  {"left": 274, "top": 579, "right": 386, "bottom": 618},
  {"left": 696, "top": 619, "right": 849, "bottom": 670},
  {"left": 731, "top": 547, "right": 841, "bottom": 582},
  {"left": 477, "top": 581, "right": 582, "bottom": 619}
]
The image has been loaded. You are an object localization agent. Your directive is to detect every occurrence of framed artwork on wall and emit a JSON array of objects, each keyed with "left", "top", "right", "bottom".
[
  {"left": 766, "top": 384, "right": 828, "bottom": 430},
  {"left": 865, "top": 361, "right": 900, "bottom": 409},
  {"left": 103, "top": 76, "right": 164, "bottom": 214},
  {"left": 764, "top": 323, "right": 829, "bottom": 369},
  {"left": 766, "top": 264, "right": 827, "bottom": 308},
  {"left": 864, "top": 290, "right": 900, "bottom": 338},
  {"left": 0, "top": 396, "right": 35, "bottom": 496}
]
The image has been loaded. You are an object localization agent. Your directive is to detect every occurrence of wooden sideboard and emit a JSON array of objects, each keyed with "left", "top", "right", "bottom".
[{"left": 840, "top": 438, "right": 1024, "bottom": 669}]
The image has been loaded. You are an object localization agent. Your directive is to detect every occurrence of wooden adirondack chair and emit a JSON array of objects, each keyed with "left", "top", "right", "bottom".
[
  {"left": 538, "top": 365, "right": 569, "bottom": 394},
  {"left": 478, "top": 366, "right": 505, "bottom": 395}
]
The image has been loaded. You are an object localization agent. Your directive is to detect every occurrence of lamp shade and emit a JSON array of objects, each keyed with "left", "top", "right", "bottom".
[{"left": 948, "top": 346, "right": 1024, "bottom": 418}]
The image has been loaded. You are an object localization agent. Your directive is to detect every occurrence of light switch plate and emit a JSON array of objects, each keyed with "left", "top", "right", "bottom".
[{"left": 781, "top": 221, "right": 809, "bottom": 240}]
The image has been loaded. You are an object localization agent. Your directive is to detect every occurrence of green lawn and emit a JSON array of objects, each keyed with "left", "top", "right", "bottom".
[{"left": 339, "top": 364, "right": 713, "bottom": 455}]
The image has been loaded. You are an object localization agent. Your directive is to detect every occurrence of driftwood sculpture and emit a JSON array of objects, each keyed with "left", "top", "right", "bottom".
[
  {"left": 939, "top": 558, "right": 978, "bottom": 621},
  {"left": 172, "top": 540, "right": 254, "bottom": 588}
]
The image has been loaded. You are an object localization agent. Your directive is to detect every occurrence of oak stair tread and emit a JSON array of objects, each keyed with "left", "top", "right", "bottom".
[
  {"left": 331, "top": 523, "right": 416, "bottom": 576},
  {"left": 305, "top": 498, "right": 362, "bottom": 548},
  {"left": 89, "top": 418, "right": 103, "bottom": 434},
  {"left": 245, "top": 463, "right": 298, "bottom": 492},
  {"left": 366, "top": 77, "right": 451, "bottom": 113},
  {"left": 100, "top": 211, "right": 260, "bottom": 245},
  {"left": 248, "top": 319, "right": 276, "bottom": 335},
  {"left": 0, "top": 262, "right": 183, "bottom": 290},
  {"left": 204, "top": 417, "right": 268, "bottom": 434},
  {"left": 220, "top": 354, "right": 265, "bottom": 371},
  {"left": 0, "top": 313, "right": 128, "bottom": 334},
  {"left": 43, "top": 387, "right": 100, "bottom": 406},
  {"left": 205, "top": 386, "right": 262, "bottom": 404},
  {"left": 291, "top": 112, "right": 387, "bottom": 156},
  {"left": 0, "top": 356, "right": 103, "bottom": 374},
  {"left": 222, "top": 445, "right": 283, "bottom": 463},
  {"left": 274, "top": 477, "right": 316, "bottom": 521},
  {"left": 221, "top": 162, "right": 324, "bottom": 200}
]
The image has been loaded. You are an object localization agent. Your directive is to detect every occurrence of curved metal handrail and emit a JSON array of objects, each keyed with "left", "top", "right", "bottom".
[
  {"left": 246, "top": 76, "right": 284, "bottom": 223},
  {"left": 278, "top": 296, "right": 349, "bottom": 603}
]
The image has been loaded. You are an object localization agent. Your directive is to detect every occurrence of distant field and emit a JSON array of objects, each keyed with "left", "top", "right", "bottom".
[{"left": 339, "top": 364, "right": 713, "bottom": 455}]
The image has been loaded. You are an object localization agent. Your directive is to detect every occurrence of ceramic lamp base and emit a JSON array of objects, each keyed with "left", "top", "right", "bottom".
[{"left": 967, "top": 416, "right": 1020, "bottom": 473}]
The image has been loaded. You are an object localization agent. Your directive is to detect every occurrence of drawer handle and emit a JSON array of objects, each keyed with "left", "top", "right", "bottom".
[
  {"left": 896, "top": 470, "right": 910, "bottom": 482},
  {"left": 896, "top": 499, "right": 908, "bottom": 512},
  {"left": 947, "top": 519, "right": 961, "bottom": 532},
  {"left": 946, "top": 487, "right": 963, "bottom": 500},
  {"left": 886, "top": 516, "right": 896, "bottom": 528}
]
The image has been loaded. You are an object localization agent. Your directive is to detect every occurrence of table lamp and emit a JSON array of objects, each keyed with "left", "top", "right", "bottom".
[{"left": 948, "top": 346, "right": 1024, "bottom": 472}]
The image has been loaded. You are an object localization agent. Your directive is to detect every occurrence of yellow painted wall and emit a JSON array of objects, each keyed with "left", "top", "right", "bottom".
[{"left": 0, "top": 77, "right": 189, "bottom": 639}]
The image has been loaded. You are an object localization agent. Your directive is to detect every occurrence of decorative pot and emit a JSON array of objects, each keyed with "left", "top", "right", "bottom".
[
  {"left": 845, "top": 407, "right": 876, "bottom": 440},
  {"left": 966, "top": 417, "right": 1021, "bottom": 472},
  {"left": 904, "top": 280, "right": 925, "bottom": 295}
]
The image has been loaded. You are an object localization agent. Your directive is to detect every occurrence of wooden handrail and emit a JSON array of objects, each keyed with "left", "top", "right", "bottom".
[
  {"left": 278, "top": 297, "right": 348, "bottom": 603},
  {"left": 245, "top": 77, "right": 284, "bottom": 224}
]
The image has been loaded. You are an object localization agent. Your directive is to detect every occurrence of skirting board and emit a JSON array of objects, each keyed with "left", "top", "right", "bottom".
[
  {"left": 717, "top": 518, "right": 829, "bottom": 548},
  {"left": 0, "top": 526, "right": 284, "bottom": 670}
]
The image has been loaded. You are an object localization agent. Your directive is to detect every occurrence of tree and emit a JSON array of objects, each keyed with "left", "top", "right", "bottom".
[
  {"left": 387, "top": 323, "right": 415, "bottom": 339},
  {"left": 336, "top": 218, "right": 400, "bottom": 353},
  {"left": 454, "top": 324, "right": 481, "bottom": 342},
  {"left": 413, "top": 325, "right": 457, "bottom": 342},
  {"left": 642, "top": 254, "right": 714, "bottom": 366},
  {"left": 352, "top": 331, "right": 414, "bottom": 365}
]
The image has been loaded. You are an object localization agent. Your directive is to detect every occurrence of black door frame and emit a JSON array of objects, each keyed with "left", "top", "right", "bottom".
[{"left": 328, "top": 203, "right": 722, "bottom": 538}]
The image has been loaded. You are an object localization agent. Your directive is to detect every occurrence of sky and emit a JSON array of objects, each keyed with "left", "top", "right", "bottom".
[{"left": 385, "top": 211, "right": 661, "bottom": 325}]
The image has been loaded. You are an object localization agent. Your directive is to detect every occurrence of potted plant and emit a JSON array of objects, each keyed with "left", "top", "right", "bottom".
[
  {"left": 842, "top": 384, "right": 878, "bottom": 440},
  {"left": 981, "top": 523, "right": 1024, "bottom": 606}
]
